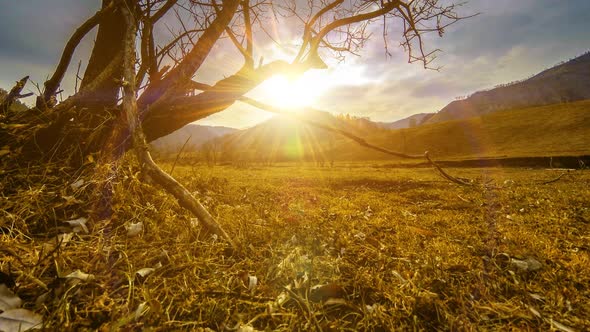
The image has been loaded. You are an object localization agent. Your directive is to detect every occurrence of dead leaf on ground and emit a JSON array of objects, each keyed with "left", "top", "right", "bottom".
[
  {"left": 510, "top": 257, "right": 542, "bottom": 272},
  {"left": 406, "top": 225, "right": 435, "bottom": 237},
  {"left": 0, "top": 308, "right": 43, "bottom": 331},
  {"left": 64, "top": 270, "right": 95, "bottom": 282},
  {"left": 70, "top": 179, "right": 85, "bottom": 190},
  {"left": 64, "top": 217, "right": 88, "bottom": 234},
  {"left": 126, "top": 222, "right": 143, "bottom": 237},
  {"left": 310, "top": 283, "right": 346, "bottom": 303},
  {"left": 135, "top": 268, "right": 155, "bottom": 278},
  {"left": 0, "top": 284, "right": 22, "bottom": 311}
]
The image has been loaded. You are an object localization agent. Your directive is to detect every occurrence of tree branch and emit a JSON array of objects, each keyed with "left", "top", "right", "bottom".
[
  {"left": 138, "top": 0, "right": 240, "bottom": 109},
  {"left": 294, "top": 0, "right": 344, "bottom": 62},
  {"left": 1, "top": 76, "right": 29, "bottom": 115},
  {"left": 242, "top": 0, "right": 254, "bottom": 68},
  {"left": 309, "top": 1, "right": 401, "bottom": 55},
  {"left": 152, "top": 0, "right": 177, "bottom": 23},
  {"left": 141, "top": 59, "right": 303, "bottom": 141},
  {"left": 39, "top": 0, "right": 117, "bottom": 108},
  {"left": 119, "top": 2, "right": 236, "bottom": 248}
]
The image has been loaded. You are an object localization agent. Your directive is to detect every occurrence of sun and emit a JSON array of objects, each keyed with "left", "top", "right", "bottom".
[{"left": 255, "top": 72, "right": 326, "bottom": 111}]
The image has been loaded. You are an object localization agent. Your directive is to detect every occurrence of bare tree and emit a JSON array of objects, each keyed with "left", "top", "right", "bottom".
[{"left": 1, "top": 0, "right": 468, "bottom": 243}]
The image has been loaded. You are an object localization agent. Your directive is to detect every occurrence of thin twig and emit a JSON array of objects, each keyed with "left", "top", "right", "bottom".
[
  {"left": 538, "top": 172, "right": 569, "bottom": 185},
  {"left": 1, "top": 76, "right": 29, "bottom": 114},
  {"left": 169, "top": 134, "right": 192, "bottom": 176}
]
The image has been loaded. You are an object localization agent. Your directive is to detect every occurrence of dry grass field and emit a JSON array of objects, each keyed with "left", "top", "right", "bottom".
[{"left": 2, "top": 161, "right": 588, "bottom": 330}]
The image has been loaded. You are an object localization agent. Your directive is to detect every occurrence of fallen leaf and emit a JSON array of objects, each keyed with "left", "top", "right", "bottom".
[
  {"left": 0, "top": 308, "right": 42, "bottom": 331},
  {"left": 135, "top": 268, "right": 155, "bottom": 278},
  {"left": 237, "top": 325, "right": 258, "bottom": 332},
  {"left": 57, "top": 233, "right": 74, "bottom": 244},
  {"left": 64, "top": 270, "right": 95, "bottom": 282},
  {"left": 407, "top": 225, "right": 434, "bottom": 237},
  {"left": 365, "top": 304, "right": 380, "bottom": 313},
  {"left": 0, "top": 284, "right": 22, "bottom": 311},
  {"left": 247, "top": 275, "right": 258, "bottom": 291},
  {"left": 134, "top": 302, "right": 149, "bottom": 321},
  {"left": 510, "top": 257, "right": 542, "bottom": 272},
  {"left": 275, "top": 291, "right": 289, "bottom": 306},
  {"left": 64, "top": 217, "right": 88, "bottom": 234},
  {"left": 126, "top": 222, "right": 143, "bottom": 237},
  {"left": 70, "top": 179, "right": 85, "bottom": 190},
  {"left": 310, "top": 283, "right": 346, "bottom": 302}
]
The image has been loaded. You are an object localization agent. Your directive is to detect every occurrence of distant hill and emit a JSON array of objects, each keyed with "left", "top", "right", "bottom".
[
  {"left": 150, "top": 124, "right": 237, "bottom": 153},
  {"left": 215, "top": 110, "right": 386, "bottom": 163},
  {"left": 424, "top": 52, "right": 590, "bottom": 124},
  {"left": 344, "top": 100, "right": 590, "bottom": 160},
  {"left": 215, "top": 100, "right": 590, "bottom": 162},
  {"left": 377, "top": 113, "right": 432, "bottom": 129}
]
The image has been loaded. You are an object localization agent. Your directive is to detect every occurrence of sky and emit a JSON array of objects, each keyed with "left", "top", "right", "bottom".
[{"left": 1, "top": 0, "right": 589, "bottom": 129}]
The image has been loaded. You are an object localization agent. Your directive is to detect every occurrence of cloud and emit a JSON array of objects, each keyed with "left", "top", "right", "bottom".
[{"left": 2, "top": 0, "right": 590, "bottom": 127}]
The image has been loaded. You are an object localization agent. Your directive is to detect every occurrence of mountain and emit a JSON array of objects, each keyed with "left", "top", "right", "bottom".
[
  {"left": 377, "top": 113, "right": 433, "bottom": 129},
  {"left": 424, "top": 52, "right": 590, "bottom": 124},
  {"left": 215, "top": 100, "right": 590, "bottom": 162},
  {"left": 344, "top": 100, "right": 590, "bottom": 160},
  {"left": 215, "top": 110, "right": 387, "bottom": 163},
  {"left": 150, "top": 124, "right": 237, "bottom": 153}
]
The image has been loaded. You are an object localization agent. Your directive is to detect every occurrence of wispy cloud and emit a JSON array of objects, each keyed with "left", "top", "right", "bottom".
[{"left": 1, "top": 0, "right": 589, "bottom": 128}]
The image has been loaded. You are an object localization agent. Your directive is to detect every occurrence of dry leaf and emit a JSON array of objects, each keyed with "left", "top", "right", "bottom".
[
  {"left": 276, "top": 291, "right": 289, "bottom": 306},
  {"left": 323, "top": 297, "right": 347, "bottom": 306},
  {"left": 247, "top": 275, "right": 258, "bottom": 291},
  {"left": 134, "top": 302, "right": 149, "bottom": 321},
  {"left": 407, "top": 225, "right": 435, "bottom": 237},
  {"left": 64, "top": 270, "right": 95, "bottom": 282},
  {"left": 70, "top": 179, "right": 85, "bottom": 190},
  {"left": 510, "top": 257, "right": 542, "bottom": 272},
  {"left": 0, "top": 284, "right": 22, "bottom": 311},
  {"left": 135, "top": 268, "right": 155, "bottom": 278},
  {"left": 126, "top": 222, "right": 143, "bottom": 237},
  {"left": 310, "top": 283, "right": 345, "bottom": 302},
  {"left": 237, "top": 325, "right": 258, "bottom": 332},
  {"left": 64, "top": 217, "right": 88, "bottom": 234},
  {"left": 56, "top": 233, "right": 73, "bottom": 244},
  {"left": 0, "top": 308, "right": 42, "bottom": 331}
]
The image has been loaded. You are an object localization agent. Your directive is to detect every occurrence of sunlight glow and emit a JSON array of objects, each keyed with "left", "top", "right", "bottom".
[{"left": 257, "top": 74, "right": 324, "bottom": 111}]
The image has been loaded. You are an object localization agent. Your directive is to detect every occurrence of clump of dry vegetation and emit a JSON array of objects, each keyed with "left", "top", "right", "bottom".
[{"left": 1, "top": 154, "right": 588, "bottom": 330}]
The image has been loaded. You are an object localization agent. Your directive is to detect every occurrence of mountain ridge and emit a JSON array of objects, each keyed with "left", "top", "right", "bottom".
[
  {"left": 424, "top": 52, "right": 590, "bottom": 124},
  {"left": 150, "top": 123, "right": 237, "bottom": 153}
]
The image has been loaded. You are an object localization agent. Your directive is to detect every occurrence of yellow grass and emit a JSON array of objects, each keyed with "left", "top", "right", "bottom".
[{"left": 2, "top": 160, "right": 589, "bottom": 330}]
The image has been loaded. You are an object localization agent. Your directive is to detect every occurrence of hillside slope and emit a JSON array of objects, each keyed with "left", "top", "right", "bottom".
[
  {"left": 377, "top": 113, "right": 432, "bottom": 129},
  {"left": 216, "top": 110, "right": 387, "bottom": 163},
  {"left": 425, "top": 52, "right": 590, "bottom": 124},
  {"left": 150, "top": 124, "right": 236, "bottom": 153},
  {"left": 217, "top": 100, "right": 590, "bottom": 162},
  {"left": 350, "top": 100, "right": 590, "bottom": 160}
]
